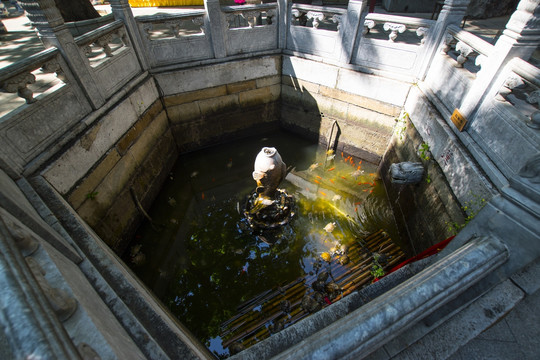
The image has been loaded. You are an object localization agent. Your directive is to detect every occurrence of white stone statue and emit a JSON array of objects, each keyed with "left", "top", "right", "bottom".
[{"left": 252, "top": 147, "right": 287, "bottom": 199}]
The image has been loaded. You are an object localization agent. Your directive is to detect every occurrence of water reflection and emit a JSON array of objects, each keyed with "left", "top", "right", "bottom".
[{"left": 126, "top": 130, "right": 400, "bottom": 358}]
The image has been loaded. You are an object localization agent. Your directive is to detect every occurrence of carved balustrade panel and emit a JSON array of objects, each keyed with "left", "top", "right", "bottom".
[
  {"left": 440, "top": 25, "right": 494, "bottom": 75},
  {"left": 76, "top": 20, "right": 132, "bottom": 68},
  {"left": 495, "top": 60, "right": 540, "bottom": 130},
  {"left": 222, "top": 4, "right": 277, "bottom": 29},
  {"left": 290, "top": 5, "right": 345, "bottom": 32},
  {"left": 136, "top": 13, "right": 206, "bottom": 41},
  {"left": 134, "top": 11, "right": 212, "bottom": 67},
  {"left": 362, "top": 14, "right": 434, "bottom": 45},
  {"left": 0, "top": 49, "right": 67, "bottom": 113},
  {"left": 222, "top": 4, "right": 279, "bottom": 56}
]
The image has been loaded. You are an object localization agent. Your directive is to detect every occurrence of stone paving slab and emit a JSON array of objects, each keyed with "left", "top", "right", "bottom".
[
  {"left": 449, "top": 287, "right": 540, "bottom": 360},
  {"left": 389, "top": 279, "right": 525, "bottom": 360},
  {"left": 511, "top": 257, "right": 540, "bottom": 295}
]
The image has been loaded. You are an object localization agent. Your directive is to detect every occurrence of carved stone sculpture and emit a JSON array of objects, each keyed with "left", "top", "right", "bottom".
[{"left": 390, "top": 162, "right": 424, "bottom": 185}]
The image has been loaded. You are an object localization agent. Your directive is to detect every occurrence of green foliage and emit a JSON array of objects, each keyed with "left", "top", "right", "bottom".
[
  {"left": 394, "top": 111, "right": 409, "bottom": 141},
  {"left": 419, "top": 142, "right": 431, "bottom": 161},
  {"left": 370, "top": 253, "right": 386, "bottom": 279},
  {"left": 446, "top": 193, "right": 488, "bottom": 235},
  {"left": 86, "top": 191, "right": 98, "bottom": 200}
]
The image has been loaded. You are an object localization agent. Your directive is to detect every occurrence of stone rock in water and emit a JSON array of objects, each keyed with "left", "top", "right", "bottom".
[{"left": 390, "top": 162, "right": 424, "bottom": 185}]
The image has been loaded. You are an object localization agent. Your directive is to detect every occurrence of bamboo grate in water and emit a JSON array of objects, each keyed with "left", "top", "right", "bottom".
[{"left": 219, "top": 230, "right": 407, "bottom": 350}]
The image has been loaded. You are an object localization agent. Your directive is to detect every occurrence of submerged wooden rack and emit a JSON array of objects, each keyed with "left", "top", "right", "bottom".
[{"left": 219, "top": 230, "right": 407, "bottom": 350}]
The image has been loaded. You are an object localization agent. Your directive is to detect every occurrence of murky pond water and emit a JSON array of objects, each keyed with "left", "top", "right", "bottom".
[{"left": 126, "top": 129, "right": 405, "bottom": 358}]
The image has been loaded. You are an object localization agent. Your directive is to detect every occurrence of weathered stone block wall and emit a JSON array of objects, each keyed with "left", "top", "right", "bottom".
[
  {"left": 42, "top": 77, "right": 177, "bottom": 253},
  {"left": 39, "top": 57, "right": 284, "bottom": 253},
  {"left": 165, "top": 76, "right": 281, "bottom": 152},
  {"left": 379, "top": 116, "right": 466, "bottom": 254},
  {"left": 156, "top": 56, "right": 283, "bottom": 152},
  {"left": 280, "top": 56, "right": 406, "bottom": 164}
]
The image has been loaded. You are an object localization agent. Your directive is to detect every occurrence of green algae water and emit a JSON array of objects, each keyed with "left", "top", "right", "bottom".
[{"left": 126, "top": 130, "right": 403, "bottom": 358}]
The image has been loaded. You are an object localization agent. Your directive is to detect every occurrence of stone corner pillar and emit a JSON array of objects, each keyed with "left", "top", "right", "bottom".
[
  {"left": 277, "top": 0, "right": 289, "bottom": 49},
  {"left": 460, "top": 0, "right": 540, "bottom": 122},
  {"left": 204, "top": 0, "right": 228, "bottom": 59},
  {"left": 415, "top": 0, "right": 471, "bottom": 81},
  {"left": 109, "top": 0, "right": 150, "bottom": 70},
  {"left": 338, "top": 0, "right": 368, "bottom": 64}
]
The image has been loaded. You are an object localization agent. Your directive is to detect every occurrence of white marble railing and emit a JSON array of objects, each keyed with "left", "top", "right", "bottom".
[
  {"left": 222, "top": 4, "right": 277, "bottom": 29},
  {"left": 423, "top": 24, "right": 495, "bottom": 116},
  {"left": 286, "top": 4, "right": 347, "bottom": 60},
  {"left": 351, "top": 13, "right": 435, "bottom": 76},
  {"left": 462, "top": 58, "right": 540, "bottom": 191},
  {"left": 442, "top": 24, "right": 493, "bottom": 73},
  {"left": 0, "top": 48, "right": 65, "bottom": 107},
  {"left": 363, "top": 13, "right": 434, "bottom": 44},
  {"left": 222, "top": 4, "right": 279, "bottom": 55},
  {"left": 136, "top": 11, "right": 206, "bottom": 40},
  {"left": 75, "top": 20, "right": 142, "bottom": 99},
  {"left": 0, "top": 46, "right": 94, "bottom": 174},
  {"left": 135, "top": 11, "right": 212, "bottom": 67},
  {"left": 289, "top": 4, "right": 346, "bottom": 32},
  {"left": 497, "top": 58, "right": 540, "bottom": 117},
  {"left": 76, "top": 20, "right": 130, "bottom": 67}
]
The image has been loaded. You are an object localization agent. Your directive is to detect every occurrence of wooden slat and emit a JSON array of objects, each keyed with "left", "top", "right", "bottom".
[{"left": 219, "top": 230, "right": 407, "bottom": 350}]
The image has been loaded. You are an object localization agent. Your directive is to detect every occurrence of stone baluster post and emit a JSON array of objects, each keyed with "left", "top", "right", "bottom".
[
  {"left": 109, "top": 0, "right": 149, "bottom": 70},
  {"left": 338, "top": 0, "right": 368, "bottom": 64},
  {"left": 19, "top": 0, "right": 105, "bottom": 109},
  {"left": 458, "top": 0, "right": 540, "bottom": 124},
  {"left": 277, "top": 0, "right": 288, "bottom": 49},
  {"left": 204, "top": 0, "right": 228, "bottom": 59},
  {"left": 415, "top": 0, "right": 471, "bottom": 81}
]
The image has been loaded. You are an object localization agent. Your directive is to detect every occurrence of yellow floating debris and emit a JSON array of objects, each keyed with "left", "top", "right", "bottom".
[{"left": 320, "top": 252, "right": 332, "bottom": 262}]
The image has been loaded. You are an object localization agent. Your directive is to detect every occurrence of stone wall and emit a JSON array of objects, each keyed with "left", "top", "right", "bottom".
[
  {"left": 39, "top": 57, "right": 284, "bottom": 254},
  {"left": 42, "top": 77, "right": 177, "bottom": 254},
  {"left": 165, "top": 77, "right": 281, "bottom": 152},
  {"left": 157, "top": 56, "right": 282, "bottom": 152},
  {"left": 379, "top": 115, "right": 466, "bottom": 253},
  {"left": 280, "top": 56, "right": 406, "bottom": 164}
]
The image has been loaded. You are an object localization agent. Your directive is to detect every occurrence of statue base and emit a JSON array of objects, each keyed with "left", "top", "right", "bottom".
[{"left": 243, "top": 189, "right": 295, "bottom": 230}]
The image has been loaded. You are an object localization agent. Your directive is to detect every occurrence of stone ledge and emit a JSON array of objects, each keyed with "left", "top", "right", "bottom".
[
  {"left": 67, "top": 149, "right": 121, "bottom": 210},
  {"left": 116, "top": 100, "right": 164, "bottom": 156},
  {"left": 387, "top": 279, "right": 524, "bottom": 360},
  {"left": 234, "top": 237, "right": 508, "bottom": 360},
  {"left": 511, "top": 257, "right": 540, "bottom": 295},
  {"left": 164, "top": 85, "right": 228, "bottom": 107},
  {"left": 227, "top": 80, "right": 257, "bottom": 94},
  {"left": 76, "top": 112, "right": 169, "bottom": 229},
  {"left": 238, "top": 84, "right": 280, "bottom": 108}
]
